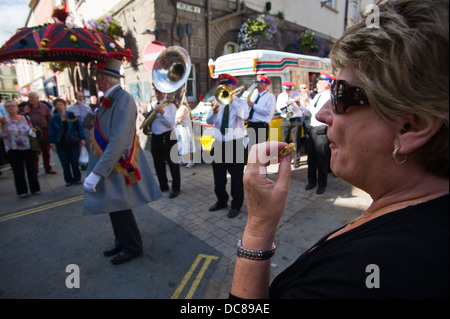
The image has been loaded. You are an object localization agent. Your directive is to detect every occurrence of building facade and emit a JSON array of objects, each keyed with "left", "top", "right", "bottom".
[
  {"left": 0, "top": 65, "right": 19, "bottom": 101},
  {"left": 14, "top": 0, "right": 372, "bottom": 108}
]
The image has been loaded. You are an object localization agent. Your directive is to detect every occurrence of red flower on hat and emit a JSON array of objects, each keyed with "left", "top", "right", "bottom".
[
  {"left": 102, "top": 97, "right": 112, "bottom": 109},
  {"left": 96, "top": 62, "right": 106, "bottom": 70}
]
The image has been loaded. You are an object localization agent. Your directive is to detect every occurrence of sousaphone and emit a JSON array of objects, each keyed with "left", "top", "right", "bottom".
[{"left": 140, "top": 46, "right": 191, "bottom": 135}]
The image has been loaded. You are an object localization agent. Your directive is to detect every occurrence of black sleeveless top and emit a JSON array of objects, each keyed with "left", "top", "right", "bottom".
[{"left": 268, "top": 194, "right": 449, "bottom": 298}]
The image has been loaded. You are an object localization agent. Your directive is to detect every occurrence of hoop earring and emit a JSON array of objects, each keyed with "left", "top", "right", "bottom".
[{"left": 392, "top": 147, "right": 408, "bottom": 165}]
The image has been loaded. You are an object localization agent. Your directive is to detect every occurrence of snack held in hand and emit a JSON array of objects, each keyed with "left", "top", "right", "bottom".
[{"left": 279, "top": 143, "right": 296, "bottom": 157}]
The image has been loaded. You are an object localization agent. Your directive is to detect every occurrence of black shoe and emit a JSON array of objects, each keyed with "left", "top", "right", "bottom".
[
  {"left": 169, "top": 190, "right": 179, "bottom": 199},
  {"left": 305, "top": 183, "right": 316, "bottom": 190},
  {"left": 110, "top": 250, "right": 142, "bottom": 265},
  {"left": 160, "top": 186, "right": 169, "bottom": 192},
  {"left": 227, "top": 208, "right": 240, "bottom": 218},
  {"left": 316, "top": 187, "right": 326, "bottom": 195},
  {"left": 209, "top": 202, "right": 228, "bottom": 211},
  {"left": 103, "top": 244, "right": 122, "bottom": 257}
]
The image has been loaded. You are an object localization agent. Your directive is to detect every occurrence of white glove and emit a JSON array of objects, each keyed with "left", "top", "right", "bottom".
[{"left": 83, "top": 172, "right": 102, "bottom": 193}]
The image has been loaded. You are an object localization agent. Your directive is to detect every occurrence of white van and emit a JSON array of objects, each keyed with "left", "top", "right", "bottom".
[{"left": 192, "top": 49, "right": 332, "bottom": 151}]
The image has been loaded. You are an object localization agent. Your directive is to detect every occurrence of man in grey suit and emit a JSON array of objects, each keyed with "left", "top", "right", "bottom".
[{"left": 83, "top": 59, "right": 162, "bottom": 265}]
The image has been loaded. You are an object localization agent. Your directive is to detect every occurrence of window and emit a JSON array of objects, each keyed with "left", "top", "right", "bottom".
[
  {"left": 322, "top": 0, "right": 337, "bottom": 10},
  {"left": 186, "top": 64, "right": 197, "bottom": 103},
  {"left": 350, "top": 0, "right": 359, "bottom": 20},
  {"left": 224, "top": 42, "right": 239, "bottom": 55}
]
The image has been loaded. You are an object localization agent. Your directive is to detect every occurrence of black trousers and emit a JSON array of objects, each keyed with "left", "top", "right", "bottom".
[
  {"left": 211, "top": 139, "right": 245, "bottom": 210},
  {"left": 150, "top": 130, "right": 180, "bottom": 192},
  {"left": 305, "top": 125, "right": 331, "bottom": 188},
  {"left": 7, "top": 149, "right": 40, "bottom": 195},
  {"left": 55, "top": 142, "right": 81, "bottom": 184},
  {"left": 247, "top": 121, "right": 269, "bottom": 151},
  {"left": 280, "top": 117, "right": 303, "bottom": 164},
  {"left": 109, "top": 209, "right": 142, "bottom": 254}
]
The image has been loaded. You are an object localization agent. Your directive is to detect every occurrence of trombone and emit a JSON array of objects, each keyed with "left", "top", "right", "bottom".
[
  {"left": 214, "top": 84, "right": 246, "bottom": 106},
  {"left": 182, "top": 85, "right": 245, "bottom": 126}
]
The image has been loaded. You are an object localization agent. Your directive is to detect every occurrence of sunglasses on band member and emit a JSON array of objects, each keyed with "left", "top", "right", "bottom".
[{"left": 330, "top": 79, "right": 370, "bottom": 114}]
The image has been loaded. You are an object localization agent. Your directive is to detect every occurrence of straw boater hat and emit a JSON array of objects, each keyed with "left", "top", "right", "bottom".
[{"left": 96, "top": 59, "right": 124, "bottom": 78}]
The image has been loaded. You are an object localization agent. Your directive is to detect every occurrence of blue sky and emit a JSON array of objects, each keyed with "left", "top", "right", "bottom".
[{"left": 0, "top": 0, "right": 30, "bottom": 47}]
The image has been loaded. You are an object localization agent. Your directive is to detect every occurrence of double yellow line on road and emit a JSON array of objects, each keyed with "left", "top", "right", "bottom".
[
  {"left": 171, "top": 253, "right": 219, "bottom": 299},
  {"left": 0, "top": 195, "right": 84, "bottom": 222}
]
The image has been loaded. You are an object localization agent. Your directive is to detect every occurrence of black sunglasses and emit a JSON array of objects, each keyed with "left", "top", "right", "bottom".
[{"left": 330, "top": 79, "right": 370, "bottom": 114}]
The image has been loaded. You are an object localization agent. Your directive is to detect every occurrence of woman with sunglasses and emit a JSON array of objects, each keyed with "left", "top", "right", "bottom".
[{"left": 230, "top": 0, "right": 448, "bottom": 299}]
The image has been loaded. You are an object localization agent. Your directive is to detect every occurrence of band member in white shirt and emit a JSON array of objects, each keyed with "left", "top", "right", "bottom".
[
  {"left": 247, "top": 75, "right": 276, "bottom": 150},
  {"left": 206, "top": 74, "right": 249, "bottom": 218},
  {"left": 305, "top": 71, "right": 334, "bottom": 194},
  {"left": 146, "top": 86, "right": 180, "bottom": 199},
  {"left": 276, "top": 81, "right": 305, "bottom": 168}
]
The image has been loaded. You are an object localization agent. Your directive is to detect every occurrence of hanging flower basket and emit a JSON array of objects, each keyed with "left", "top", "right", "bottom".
[
  {"left": 291, "top": 30, "right": 324, "bottom": 55},
  {"left": 86, "top": 16, "right": 122, "bottom": 40},
  {"left": 238, "top": 15, "right": 278, "bottom": 51}
]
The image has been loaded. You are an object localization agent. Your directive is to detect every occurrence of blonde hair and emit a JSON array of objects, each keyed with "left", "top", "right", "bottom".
[{"left": 331, "top": 0, "right": 449, "bottom": 178}]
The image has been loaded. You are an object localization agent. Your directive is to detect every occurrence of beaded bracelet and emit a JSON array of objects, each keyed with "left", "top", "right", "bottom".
[{"left": 236, "top": 238, "right": 276, "bottom": 260}]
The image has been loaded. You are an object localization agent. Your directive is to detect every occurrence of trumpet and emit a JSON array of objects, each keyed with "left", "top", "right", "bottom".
[{"left": 286, "top": 95, "right": 301, "bottom": 106}]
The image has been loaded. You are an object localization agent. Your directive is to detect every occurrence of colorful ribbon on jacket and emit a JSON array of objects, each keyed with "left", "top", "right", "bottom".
[{"left": 91, "top": 115, "right": 141, "bottom": 185}]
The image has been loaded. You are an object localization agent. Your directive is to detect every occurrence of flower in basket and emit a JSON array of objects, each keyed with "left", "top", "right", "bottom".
[
  {"left": 86, "top": 15, "right": 122, "bottom": 40},
  {"left": 238, "top": 15, "right": 278, "bottom": 50},
  {"left": 102, "top": 97, "right": 112, "bottom": 108}
]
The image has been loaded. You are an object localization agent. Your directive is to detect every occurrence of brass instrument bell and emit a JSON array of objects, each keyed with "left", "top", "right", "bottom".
[{"left": 140, "top": 46, "right": 192, "bottom": 135}]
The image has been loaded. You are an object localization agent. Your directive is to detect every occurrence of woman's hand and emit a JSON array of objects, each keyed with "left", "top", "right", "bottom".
[
  {"left": 243, "top": 141, "right": 292, "bottom": 238},
  {"left": 231, "top": 141, "right": 292, "bottom": 299}
]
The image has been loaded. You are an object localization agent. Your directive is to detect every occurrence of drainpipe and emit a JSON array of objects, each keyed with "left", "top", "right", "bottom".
[
  {"left": 206, "top": 0, "right": 212, "bottom": 89},
  {"left": 171, "top": 0, "right": 178, "bottom": 46},
  {"left": 343, "top": 0, "right": 349, "bottom": 31}
]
